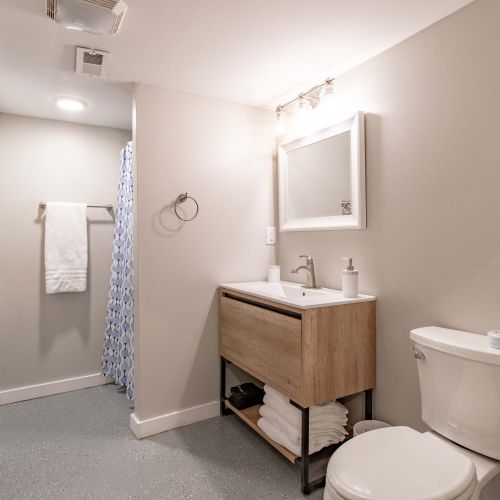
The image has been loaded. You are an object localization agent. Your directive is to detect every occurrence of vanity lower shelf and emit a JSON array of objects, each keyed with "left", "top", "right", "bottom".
[
  {"left": 224, "top": 399, "right": 299, "bottom": 463},
  {"left": 224, "top": 398, "right": 354, "bottom": 465}
]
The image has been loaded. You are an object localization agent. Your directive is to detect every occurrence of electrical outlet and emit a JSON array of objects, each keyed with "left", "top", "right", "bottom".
[{"left": 266, "top": 226, "right": 276, "bottom": 245}]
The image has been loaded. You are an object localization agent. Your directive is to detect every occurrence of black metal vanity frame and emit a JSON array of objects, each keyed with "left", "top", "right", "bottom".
[{"left": 220, "top": 356, "right": 373, "bottom": 495}]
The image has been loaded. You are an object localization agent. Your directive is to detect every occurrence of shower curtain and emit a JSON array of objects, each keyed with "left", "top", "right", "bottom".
[{"left": 101, "top": 141, "right": 134, "bottom": 399}]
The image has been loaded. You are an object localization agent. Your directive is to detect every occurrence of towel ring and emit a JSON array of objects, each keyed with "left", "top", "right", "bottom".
[{"left": 174, "top": 193, "right": 199, "bottom": 222}]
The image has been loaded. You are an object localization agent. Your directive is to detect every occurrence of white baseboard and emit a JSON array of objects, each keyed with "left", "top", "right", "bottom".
[
  {"left": 0, "top": 373, "right": 113, "bottom": 406},
  {"left": 130, "top": 400, "right": 220, "bottom": 439}
]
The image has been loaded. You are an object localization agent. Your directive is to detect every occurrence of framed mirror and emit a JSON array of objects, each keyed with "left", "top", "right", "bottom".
[{"left": 278, "top": 111, "right": 365, "bottom": 231}]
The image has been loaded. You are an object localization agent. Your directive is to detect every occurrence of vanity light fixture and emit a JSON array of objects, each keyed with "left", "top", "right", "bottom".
[
  {"left": 54, "top": 97, "right": 88, "bottom": 111},
  {"left": 275, "top": 78, "right": 334, "bottom": 135}
]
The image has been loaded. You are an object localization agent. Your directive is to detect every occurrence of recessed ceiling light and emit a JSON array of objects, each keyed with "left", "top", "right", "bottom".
[
  {"left": 54, "top": 97, "right": 88, "bottom": 111},
  {"left": 65, "top": 25, "right": 84, "bottom": 31}
]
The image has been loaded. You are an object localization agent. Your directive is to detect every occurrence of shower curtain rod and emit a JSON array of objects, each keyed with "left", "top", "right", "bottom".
[{"left": 39, "top": 202, "right": 113, "bottom": 210}]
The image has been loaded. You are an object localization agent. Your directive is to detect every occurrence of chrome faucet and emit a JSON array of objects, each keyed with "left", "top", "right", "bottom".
[{"left": 291, "top": 255, "right": 319, "bottom": 289}]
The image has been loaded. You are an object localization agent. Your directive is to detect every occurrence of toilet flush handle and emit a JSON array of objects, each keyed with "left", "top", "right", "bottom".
[{"left": 410, "top": 345, "right": 426, "bottom": 360}]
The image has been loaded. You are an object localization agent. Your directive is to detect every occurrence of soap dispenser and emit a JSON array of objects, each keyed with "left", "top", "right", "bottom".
[{"left": 342, "top": 257, "right": 358, "bottom": 298}]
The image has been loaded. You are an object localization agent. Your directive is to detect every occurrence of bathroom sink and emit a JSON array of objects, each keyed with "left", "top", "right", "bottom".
[
  {"left": 220, "top": 281, "right": 375, "bottom": 309},
  {"left": 243, "top": 282, "right": 338, "bottom": 299}
]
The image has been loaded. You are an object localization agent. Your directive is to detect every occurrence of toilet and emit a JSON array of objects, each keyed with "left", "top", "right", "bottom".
[{"left": 324, "top": 326, "right": 500, "bottom": 500}]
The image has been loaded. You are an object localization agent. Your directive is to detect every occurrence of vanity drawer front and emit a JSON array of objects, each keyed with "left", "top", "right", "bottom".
[{"left": 220, "top": 296, "right": 302, "bottom": 400}]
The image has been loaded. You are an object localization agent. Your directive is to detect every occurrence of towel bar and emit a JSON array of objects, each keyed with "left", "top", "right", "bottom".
[{"left": 39, "top": 202, "right": 113, "bottom": 210}]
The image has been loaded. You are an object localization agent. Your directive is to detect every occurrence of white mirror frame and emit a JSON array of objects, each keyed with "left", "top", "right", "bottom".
[{"left": 278, "top": 111, "right": 366, "bottom": 232}]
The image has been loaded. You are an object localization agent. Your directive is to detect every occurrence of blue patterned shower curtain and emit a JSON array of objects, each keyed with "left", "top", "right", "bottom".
[{"left": 101, "top": 141, "right": 134, "bottom": 399}]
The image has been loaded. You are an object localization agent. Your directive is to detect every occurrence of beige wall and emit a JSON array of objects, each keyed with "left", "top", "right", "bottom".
[
  {"left": 279, "top": 0, "right": 500, "bottom": 430},
  {"left": 0, "top": 114, "right": 131, "bottom": 391},
  {"left": 134, "top": 84, "right": 275, "bottom": 420}
]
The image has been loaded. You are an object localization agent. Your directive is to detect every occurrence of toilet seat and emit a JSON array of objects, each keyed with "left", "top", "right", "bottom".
[
  {"left": 325, "top": 426, "right": 477, "bottom": 500},
  {"left": 325, "top": 476, "right": 476, "bottom": 500}
]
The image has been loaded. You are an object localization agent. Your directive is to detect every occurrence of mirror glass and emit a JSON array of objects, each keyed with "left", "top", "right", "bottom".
[
  {"left": 287, "top": 131, "right": 351, "bottom": 219},
  {"left": 278, "top": 112, "right": 365, "bottom": 231}
]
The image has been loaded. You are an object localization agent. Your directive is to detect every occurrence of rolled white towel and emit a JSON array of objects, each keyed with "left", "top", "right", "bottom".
[
  {"left": 264, "top": 385, "right": 348, "bottom": 419},
  {"left": 260, "top": 403, "right": 347, "bottom": 433},
  {"left": 257, "top": 416, "right": 301, "bottom": 456},
  {"left": 258, "top": 417, "right": 344, "bottom": 456},
  {"left": 309, "top": 434, "right": 345, "bottom": 450},
  {"left": 263, "top": 393, "right": 348, "bottom": 429},
  {"left": 257, "top": 417, "right": 340, "bottom": 456},
  {"left": 264, "top": 393, "right": 348, "bottom": 426},
  {"left": 260, "top": 404, "right": 347, "bottom": 446}
]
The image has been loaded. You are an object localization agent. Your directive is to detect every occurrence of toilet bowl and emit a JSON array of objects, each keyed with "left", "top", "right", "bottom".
[
  {"left": 323, "top": 426, "right": 500, "bottom": 500},
  {"left": 324, "top": 326, "right": 500, "bottom": 500}
]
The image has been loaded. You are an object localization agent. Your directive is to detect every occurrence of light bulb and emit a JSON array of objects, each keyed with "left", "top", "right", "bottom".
[
  {"left": 297, "top": 96, "right": 312, "bottom": 113},
  {"left": 295, "top": 96, "right": 312, "bottom": 134},
  {"left": 319, "top": 80, "right": 335, "bottom": 108},
  {"left": 275, "top": 108, "right": 286, "bottom": 136}
]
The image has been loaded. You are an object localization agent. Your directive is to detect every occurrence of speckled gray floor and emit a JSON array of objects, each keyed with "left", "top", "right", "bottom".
[{"left": 0, "top": 385, "right": 324, "bottom": 500}]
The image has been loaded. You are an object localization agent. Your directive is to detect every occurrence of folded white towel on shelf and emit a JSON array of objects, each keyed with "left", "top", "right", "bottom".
[
  {"left": 259, "top": 404, "right": 347, "bottom": 446},
  {"left": 258, "top": 416, "right": 302, "bottom": 456},
  {"left": 264, "top": 384, "right": 348, "bottom": 417},
  {"left": 256, "top": 385, "right": 349, "bottom": 456},
  {"left": 263, "top": 393, "right": 348, "bottom": 429},
  {"left": 263, "top": 389, "right": 347, "bottom": 425},
  {"left": 44, "top": 202, "right": 88, "bottom": 294},
  {"left": 257, "top": 417, "right": 342, "bottom": 457}
]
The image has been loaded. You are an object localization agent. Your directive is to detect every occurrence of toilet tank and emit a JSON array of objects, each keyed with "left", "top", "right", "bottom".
[{"left": 411, "top": 326, "right": 500, "bottom": 460}]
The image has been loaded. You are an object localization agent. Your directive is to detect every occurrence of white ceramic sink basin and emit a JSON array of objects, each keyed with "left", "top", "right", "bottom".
[{"left": 220, "top": 281, "right": 375, "bottom": 309}]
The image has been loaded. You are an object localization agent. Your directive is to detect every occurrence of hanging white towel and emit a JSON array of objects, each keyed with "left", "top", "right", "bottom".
[{"left": 44, "top": 202, "right": 88, "bottom": 294}]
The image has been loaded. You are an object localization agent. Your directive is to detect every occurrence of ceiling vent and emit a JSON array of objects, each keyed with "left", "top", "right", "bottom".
[
  {"left": 45, "top": 0, "right": 127, "bottom": 36},
  {"left": 75, "top": 47, "right": 111, "bottom": 78},
  {"left": 46, "top": 0, "right": 57, "bottom": 20}
]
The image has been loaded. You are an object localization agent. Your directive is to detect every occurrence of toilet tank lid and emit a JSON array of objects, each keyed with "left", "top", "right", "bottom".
[{"left": 411, "top": 326, "right": 500, "bottom": 366}]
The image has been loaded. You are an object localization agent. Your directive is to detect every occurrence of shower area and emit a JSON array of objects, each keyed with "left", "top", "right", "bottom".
[{"left": 0, "top": 113, "right": 135, "bottom": 408}]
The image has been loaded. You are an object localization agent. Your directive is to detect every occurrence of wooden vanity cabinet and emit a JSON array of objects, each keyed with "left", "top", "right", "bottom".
[{"left": 219, "top": 287, "right": 376, "bottom": 408}]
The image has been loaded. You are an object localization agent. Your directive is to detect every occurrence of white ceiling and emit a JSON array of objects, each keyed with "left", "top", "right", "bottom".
[{"left": 0, "top": 0, "right": 473, "bottom": 130}]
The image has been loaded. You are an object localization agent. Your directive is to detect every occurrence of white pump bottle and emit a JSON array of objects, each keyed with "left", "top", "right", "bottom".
[{"left": 342, "top": 257, "right": 358, "bottom": 298}]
